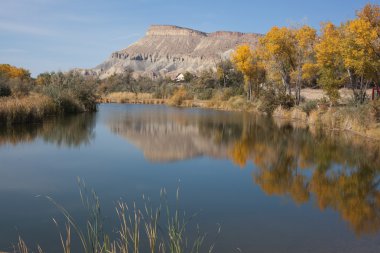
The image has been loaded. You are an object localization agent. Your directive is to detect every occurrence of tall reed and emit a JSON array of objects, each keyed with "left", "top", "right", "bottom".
[{"left": 10, "top": 180, "right": 220, "bottom": 253}]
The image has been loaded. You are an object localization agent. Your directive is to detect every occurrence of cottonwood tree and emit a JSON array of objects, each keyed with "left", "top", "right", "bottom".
[
  {"left": 315, "top": 4, "right": 380, "bottom": 104},
  {"left": 216, "top": 59, "right": 244, "bottom": 88},
  {"left": 357, "top": 3, "right": 380, "bottom": 57},
  {"left": 260, "top": 26, "right": 318, "bottom": 105},
  {"left": 231, "top": 44, "right": 265, "bottom": 100},
  {"left": 315, "top": 22, "right": 346, "bottom": 103},
  {"left": 0, "top": 64, "right": 33, "bottom": 97},
  {"left": 216, "top": 60, "right": 232, "bottom": 87},
  {"left": 0, "top": 64, "right": 31, "bottom": 80},
  {"left": 196, "top": 69, "right": 218, "bottom": 88},
  {"left": 341, "top": 3, "right": 380, "bottom": 104},
  {"left": 260, "top": 27, "right": 296, "bottom": 96},
  {"left": 293, "top": 25, "right": 317, "bottom": 105}
]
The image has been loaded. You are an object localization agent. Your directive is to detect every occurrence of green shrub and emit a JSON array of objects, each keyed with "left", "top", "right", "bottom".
[
  {"left": 258, "top": 88, "right": 278, "bottom": 114},
  {"left": 153, "top": 84, "right": 176, "bottom": 99},
  {"left": 301, "top": 100, "right": 318, "bottom": 115},
  {"left": 196, "top": 88, "right": 213, "bottom": 100},
  {"left": 371, "top": 100, "right": 380, "bottom": 122},
  {"left": 221, "top": 87, "right": 244, "bottom": 101},
  {"left": 8, "top": 78, "right": 32, "bottom": 96},
  {"left": 0, "top": 82, "right": 11, "bottom": 97},
  {"left": 43, "top": 72, "right": 98, "bottom": 113},
  {"left": 278, "top": 93, "right": 295, "bottom": 109}
]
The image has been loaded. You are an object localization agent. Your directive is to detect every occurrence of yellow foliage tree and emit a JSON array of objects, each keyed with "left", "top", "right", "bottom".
[
  {"left": 315, "top": 4, "right": 380, "bottom": 104},
  {"left": 36, "top": 72, "right": 52, "bottom": 86},
  {"left": 315, "top": 22, "right": 345, "bottom": 103},
  {"left": 231, "top": 44, "right": 265, "bottom": 100},
  {"left": 259, "top": 27, "right": 296, "bottom": 95},
  {"left": 293, "top": 25, "right": 317, "bottom": 104},
  {"left": 357, "top": 3, "right": 380, "bottom": 65},
  {"left": 301, "top": 62, "right": 319, "bottom": 86},
  {"left": 357, "top": 3, "right": 380, "bottom": 46},
  {"left": 341, "top": 4, "right": 380, "bottom": 103},
  {"left": 0, "top": 64, "right": 30, "bottom": 80}
]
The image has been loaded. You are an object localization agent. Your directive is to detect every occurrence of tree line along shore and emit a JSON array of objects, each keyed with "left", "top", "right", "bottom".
[{"left": 1, "top": 3, "right": 379, "bottom": 139}]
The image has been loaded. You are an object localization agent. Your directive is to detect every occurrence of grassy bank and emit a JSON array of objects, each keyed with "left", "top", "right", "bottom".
[
  {"left": 272, "top": 101, "right": 380, "bottom": 140},
  {"left": 210, "top": 100, "right": 380, "bottom": 140},
  {"left": 0, "top": 94, "right": 56, "bottom": 125},
  {"left": 99, "top": 89, "right": 380, "bottom": 141},
  {"left": 99, "top": 92, "right": 165, "bottom": 105},
  {"left": 0, "top": 65, "right": 98, "bottom": 125}
]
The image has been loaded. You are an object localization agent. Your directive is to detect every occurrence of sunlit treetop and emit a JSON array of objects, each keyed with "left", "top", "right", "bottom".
[{"left": 0, "top": 64, "right": 31, "bottom": 80}]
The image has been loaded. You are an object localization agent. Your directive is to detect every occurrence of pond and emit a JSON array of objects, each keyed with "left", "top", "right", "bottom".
[{"left": 0, "top": 104, "right": 380, "bottom": 253}]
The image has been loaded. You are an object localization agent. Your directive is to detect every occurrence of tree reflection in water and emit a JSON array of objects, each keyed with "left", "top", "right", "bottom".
[
  {"left": 0, "top": 113, "right": 96, "bottom": 148},
  {"left": 2, "top": 107, "right": 378, "bottom": 236},
  {"left": 107, "top": 108, "right": 380, "bottom": 236},
  {"left": 232, "top": 117, "right": 380, "bottom": 236}
]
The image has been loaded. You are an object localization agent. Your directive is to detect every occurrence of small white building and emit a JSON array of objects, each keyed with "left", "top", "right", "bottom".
[{"left": 175, "top": 73, "right": 185, "bottom": 82}]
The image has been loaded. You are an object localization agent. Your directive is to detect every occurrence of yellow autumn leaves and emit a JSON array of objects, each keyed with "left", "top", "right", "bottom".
[
  {"left": 231, "top": 45, "right": 265, "bottom": 100},
  {"left": 231, "top": 3, "right": 380, "bottom": 104},
  {"left": 232, "top": 25, "right": 318, "bottom": 104},
  {"left": 227, "top": 115, "right": 380, "bottom": 235},
  {"left": 0, "top": 64, "right": 30, "bottom": 80}
]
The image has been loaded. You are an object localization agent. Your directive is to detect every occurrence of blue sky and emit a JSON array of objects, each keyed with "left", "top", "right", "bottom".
[{"left": 0, "top": 0, "right": 378, "bottom": 76}]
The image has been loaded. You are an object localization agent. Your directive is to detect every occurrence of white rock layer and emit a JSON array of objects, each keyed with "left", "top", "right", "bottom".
[{"left": 81, "top": 25, "right": 262, "bottom": 79}]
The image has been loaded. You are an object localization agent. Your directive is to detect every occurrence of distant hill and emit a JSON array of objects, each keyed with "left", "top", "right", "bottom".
[{"left": 78, "top": 25, "right": 262, "bottom": 79}]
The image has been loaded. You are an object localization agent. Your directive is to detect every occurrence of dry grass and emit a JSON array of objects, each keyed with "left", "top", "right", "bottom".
[
  {"left": 100, "top": 92, "right": 165, "bottom": 105},
  {"left": 273, "top": 101, "right": 380, "bottom": 140},
  {"left": 9, "top": 182, "right": 220, "bottom": 253},
  {"left": 273, "top": 106, "right": 308, "bottom": 122},
  {"left": 103, "top": 90, "right": 380, "bottom": 139},
  {"left": 167, "top": 87, "right": 189, "bottom": 106},
  {"left": 318, "top": 104, "right": 379, "bottom": 137},
  {"left": 100, "top": 92, "right": 156, "bottom": 103},
  {"left": 0, "top": 94, "right": 56, "bottom": 125},
  {"left": 205, "top": 96, "right": 257, "bottom": 112},
  {"left": 299, "top": 88, "right": 373, "bottom": 101}
]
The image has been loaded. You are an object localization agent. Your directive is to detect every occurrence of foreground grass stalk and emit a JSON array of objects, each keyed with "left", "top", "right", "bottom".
[
  {"left": 11, "top": 182, "right": 220, "bottom": 253},
  {"left": 47, "top": 196, "right": 89, "bottom": 253},
  {"left": 130, "top": 203, "right": 140, "bottom": 253},
  {"left": 116, "top": 202, "right": 130, "bottom": 253},
  {"left": 143, "top": 195, "right": 161, "bottom": 253},
  {"left": 52, "top": 218, "right": 72, "bottom": 253},
  {"left": 16, "top": 238, "right": 28, "bottom": 253}
]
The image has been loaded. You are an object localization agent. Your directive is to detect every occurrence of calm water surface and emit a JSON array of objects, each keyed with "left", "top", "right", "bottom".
[{"left": 0, "top": 104, "right": 380, "bottom": 253}]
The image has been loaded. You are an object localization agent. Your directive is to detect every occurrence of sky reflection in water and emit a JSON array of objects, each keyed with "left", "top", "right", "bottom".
[{"left": 0, "top": 104, "right": 379, "bottom": 253}]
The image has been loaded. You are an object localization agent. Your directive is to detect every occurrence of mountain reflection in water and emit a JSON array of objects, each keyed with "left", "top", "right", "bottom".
[
  {"left": 105, "top": 106, "right": 380, "bottom": 236},
  {"left": 1, "top": 105, "right": 380, "bottom": 238}
]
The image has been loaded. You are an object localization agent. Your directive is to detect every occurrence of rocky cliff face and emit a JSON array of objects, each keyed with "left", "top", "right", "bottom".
[{"left": 84, "top": 25, "right": 262, "bottom": 79}]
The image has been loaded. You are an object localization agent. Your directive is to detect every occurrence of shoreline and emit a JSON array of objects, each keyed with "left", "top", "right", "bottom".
[
  {"left": 98, "top": 96, "right": 380, "bottom": 142},
  {"left": 1, "top": 93, "right": 379, "bottom": 142}
]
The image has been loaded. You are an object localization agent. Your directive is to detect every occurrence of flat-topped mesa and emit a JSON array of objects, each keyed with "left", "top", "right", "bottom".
[
  {"left": 146, "top": 25, "right": 207, "bottom": 37},
  {"left": 88, "top": 25, "right": 263, "bottom": 79},
  {"left": 208, "top": 31, "right": 261, "bottom": 38}
]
